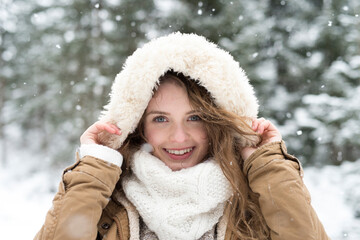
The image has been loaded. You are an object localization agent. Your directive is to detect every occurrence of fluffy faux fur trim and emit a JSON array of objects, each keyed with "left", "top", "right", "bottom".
[{"left": 99, "top": 32, "right": 258, "bottom": 149}]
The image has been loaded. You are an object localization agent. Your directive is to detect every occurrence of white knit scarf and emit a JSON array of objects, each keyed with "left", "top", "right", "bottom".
[{"left": 122, "top": 149, "right": 232, "bottom": 240}]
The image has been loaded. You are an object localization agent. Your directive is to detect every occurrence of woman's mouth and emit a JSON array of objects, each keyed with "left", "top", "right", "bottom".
[{"left": 164, "top": 147, "right": 194, "bottom": 160}]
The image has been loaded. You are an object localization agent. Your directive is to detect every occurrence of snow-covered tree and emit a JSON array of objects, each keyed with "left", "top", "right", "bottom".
[{"left": 2, "top": 0, "right": 157, "bottom": 166}]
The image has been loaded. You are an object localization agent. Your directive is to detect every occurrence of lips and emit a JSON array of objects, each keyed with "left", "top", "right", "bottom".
[
  {"left": 165, "top": 147, "right": 193, "bottom": 155},
  {"left": 163, "top": 147, "right": 194, "bottom": 160}
]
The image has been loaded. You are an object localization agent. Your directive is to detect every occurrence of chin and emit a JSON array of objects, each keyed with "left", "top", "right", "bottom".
[{"left": 169, "top": 160, "right": 197, "bottom": 171}]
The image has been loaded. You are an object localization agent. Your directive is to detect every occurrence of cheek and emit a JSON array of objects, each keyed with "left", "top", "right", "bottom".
[
  {"left": 200, "top": 133, "right": 208, "bottom": 142},
  {"left": 197, "top": 125, "right": 209, "bottom": 142},
  {"left": 144, "top": 126, "right": 163, "bottom": 147},
  {"left": 192, "top": 128, "right": 208, "bottom": 146}
]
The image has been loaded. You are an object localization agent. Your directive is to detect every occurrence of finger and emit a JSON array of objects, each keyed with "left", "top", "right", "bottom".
[
  {"left": 257, "top": 120, "right": 271, "bottom": 134},
  {"left": 263, "top": 120, "right": 278, "bottom": 132},
  {"left": 95, "top": 122, "right": 121, "bottom": 135},
  {"left": 252, "top": 120, "right": 257, "bottom": 131},
  {"left": 107, "top": 124, "right": 122, "bottom": 135},
  {"left": 82, "top": 122, "right": 119, "bottom": 139},
  {"left": 252, "top": 119, "right": 260, "bottom": 130},
  {"left": 87, "top": 122, "right": 109, "bottom": 135},
  {"left": 252, "top": 118, "right": 266, "bottom": 131},
  {"left": 80, "top": 122, "right": 122, "bottom": 144},
  {"left": 103, "top": 124, "right": 116, "bottom": 134},
  {"left": 80, "top": 122, "right": 105, "bottom": 143}
]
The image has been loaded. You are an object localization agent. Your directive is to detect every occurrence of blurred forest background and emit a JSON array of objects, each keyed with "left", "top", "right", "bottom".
[
  {"left": 1, "top": 0, "right": 359, "bottom": 168},
  {"left": 1, "top": 0, "right": 360, "bottom": 238}
]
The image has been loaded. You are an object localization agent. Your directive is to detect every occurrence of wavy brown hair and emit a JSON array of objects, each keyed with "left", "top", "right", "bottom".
[{"left": 119, "top": 71, "right": 270, "bottom": 239}]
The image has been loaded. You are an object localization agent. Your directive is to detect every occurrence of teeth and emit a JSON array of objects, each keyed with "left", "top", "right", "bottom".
[{"left": 166, "top": 147, "right": 193, "bottom": 155}]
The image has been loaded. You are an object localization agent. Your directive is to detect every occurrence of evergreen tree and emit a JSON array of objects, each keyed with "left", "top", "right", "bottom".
[
  {"left": 295, "top": 0, "right": 360, "bottom": 165},
  {"left": 2, "top": 0, "right": 156, "bottom": 167}
]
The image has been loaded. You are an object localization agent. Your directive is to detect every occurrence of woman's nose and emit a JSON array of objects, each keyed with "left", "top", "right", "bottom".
[{"left": 170, "top": 123, "right": 189, "bottom": 143}]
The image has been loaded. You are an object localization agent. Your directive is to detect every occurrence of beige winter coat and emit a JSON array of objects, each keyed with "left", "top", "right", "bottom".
[{"left": 35, "top": 141, "right": 329, "bottom": 240}]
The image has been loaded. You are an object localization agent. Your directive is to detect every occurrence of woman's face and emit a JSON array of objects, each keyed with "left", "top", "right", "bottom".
[{"left": 144, "top": 81, "right": 209, "bottom": 171}]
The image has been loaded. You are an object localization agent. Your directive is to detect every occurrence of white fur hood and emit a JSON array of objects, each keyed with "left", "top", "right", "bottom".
[{"left": 99, "top": 32, "right": 258, "bottom": 149}]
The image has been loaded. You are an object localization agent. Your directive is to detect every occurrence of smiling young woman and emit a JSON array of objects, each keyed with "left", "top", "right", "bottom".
[
  {"left": 117, "top": 71, "right": 275, "bottom": 239},
  {"left": 118, "top": 71, "right": 271, "bottom": 239},
  {"left": 35, "top": 33, "right": 329, "bottom": 240},
  {"left": 143, "top": 76, "right": 209, "bottom": 171}
]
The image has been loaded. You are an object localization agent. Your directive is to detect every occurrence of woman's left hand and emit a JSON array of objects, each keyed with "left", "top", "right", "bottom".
[{"left": 241, "top": 118, "right": 282, "bottom": 161}]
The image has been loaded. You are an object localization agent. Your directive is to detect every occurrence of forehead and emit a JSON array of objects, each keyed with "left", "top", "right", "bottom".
[{"left": 147, "top": 81, "right": 190, "bottom": 111}]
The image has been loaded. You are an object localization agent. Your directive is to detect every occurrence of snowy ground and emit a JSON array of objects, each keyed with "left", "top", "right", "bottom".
[
  {"left": 304, "top": 162, "right": 360, "bottom": 239},
  {"left": 1, "top": 149, "right": 359, "bottom": 239}
]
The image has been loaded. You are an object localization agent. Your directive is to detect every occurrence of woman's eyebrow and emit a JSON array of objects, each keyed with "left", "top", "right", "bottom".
[
  {"left": 145, "top": 110, "right": 169, "bottom": 116},
  {"left": 187, "top": 110, "right": 198, "bottom": 114},
  {"left": 146, "top": 110, "right": 198, "bottom": 116}
]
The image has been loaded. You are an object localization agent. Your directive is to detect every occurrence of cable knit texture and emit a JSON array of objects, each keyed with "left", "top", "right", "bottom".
[{"left": 122, "top": 149, "right": 232, "bottom": 240}]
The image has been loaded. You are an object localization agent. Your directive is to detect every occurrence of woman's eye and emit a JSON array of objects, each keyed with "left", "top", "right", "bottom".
[
  {"left": 154, "top": 116, "right": 167, "bottom": 122},
  {"left": 188, "top": 115, "right": 201, "bottom": 121}
]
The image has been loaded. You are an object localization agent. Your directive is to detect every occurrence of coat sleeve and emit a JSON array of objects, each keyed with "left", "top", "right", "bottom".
[
  {"left": 243, "top": 141, "right": 329, "bottom": 240},
  {"left": 34, "top": 153, "right": 122, "bottom": 240}
]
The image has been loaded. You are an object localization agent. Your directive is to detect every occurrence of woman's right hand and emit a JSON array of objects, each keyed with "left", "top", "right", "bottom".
[{"left": 80, "top": 121, "right": 122, "bottom": 145}]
